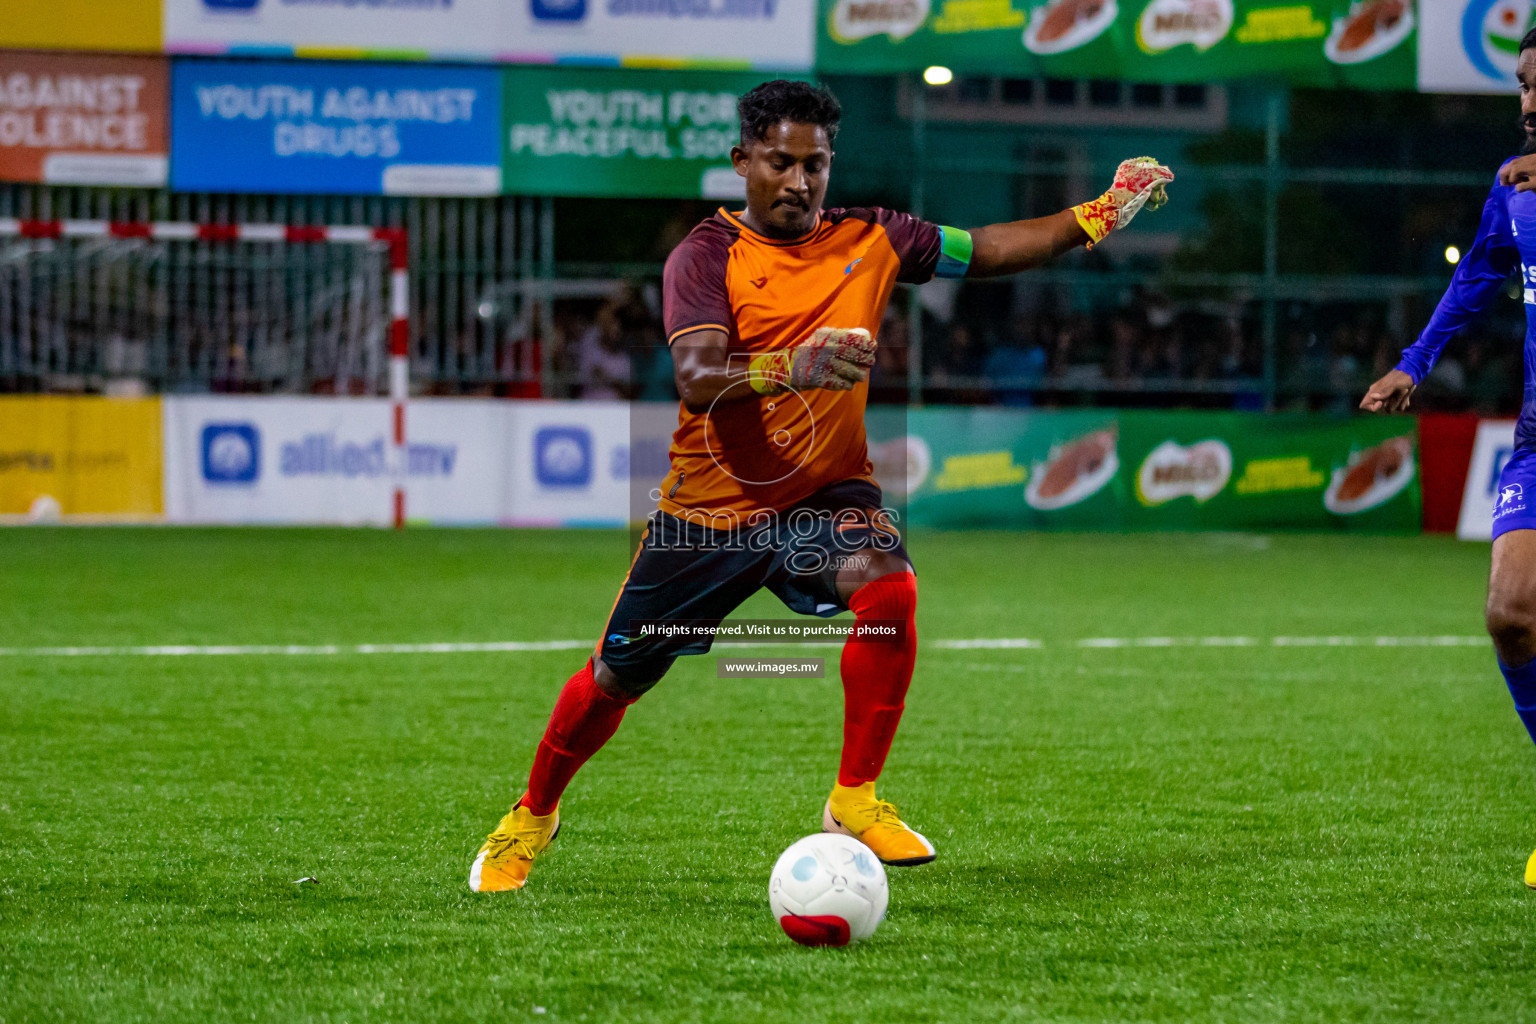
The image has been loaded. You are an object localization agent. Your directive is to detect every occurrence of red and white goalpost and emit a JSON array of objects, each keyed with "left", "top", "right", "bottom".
[{"left": 0, "top": 218, "right": 412, "bottom": 529}]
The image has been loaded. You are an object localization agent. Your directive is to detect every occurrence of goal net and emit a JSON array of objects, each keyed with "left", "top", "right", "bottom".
[
  {"left": 0, "top": 218, "right": 412, "bottom": 527},
  {"left": 0, "top": 220, "right": 404, "bottom": 397}
]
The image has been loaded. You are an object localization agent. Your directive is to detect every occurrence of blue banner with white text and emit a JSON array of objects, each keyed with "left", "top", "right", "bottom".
[{"left": 170, "top": 58, "right": 503, "bottom": 195}]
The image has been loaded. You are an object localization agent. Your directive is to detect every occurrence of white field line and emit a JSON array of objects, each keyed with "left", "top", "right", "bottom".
[
  {"left": 1074, "top": 635, "right": 1487, "bottom": 649},
  {"left": 1077, "top": 636, "right": 1261, "bottom": 648},
  {"left": 0, "top": 641, "right": 592, "bottom": 657},
  {"left": 0, "top": 636, "right": 1490, "bottom": 657},
  {"left": 1272, "top": 635, "right": 1489, "bottom": 647}
]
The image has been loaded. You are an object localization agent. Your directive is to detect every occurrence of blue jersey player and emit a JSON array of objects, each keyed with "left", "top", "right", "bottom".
[{"left": 1361, "top": 28, "right": 1536, "bottom": 890}]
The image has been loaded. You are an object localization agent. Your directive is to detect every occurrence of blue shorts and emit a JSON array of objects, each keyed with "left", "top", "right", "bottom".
[{"left": 1493, "top": 448, "right": 1536, "bottom": 540}]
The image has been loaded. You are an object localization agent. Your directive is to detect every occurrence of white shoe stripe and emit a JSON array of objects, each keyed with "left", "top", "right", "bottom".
[
  {"left": 468, "top": 850, "right": 486, "bottom": 892},
  {"left": 906, "top": 828, "right": 937, "bottom": 857}
]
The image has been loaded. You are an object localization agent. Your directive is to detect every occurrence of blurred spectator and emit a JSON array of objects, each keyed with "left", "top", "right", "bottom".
[
  {"left": 1140, "top": 325, "right": 1186, "bottom": 380},
  {"left": 576, "top": 301, "right": 633, "bottom": 400},
  {"left": 1465, "top": 342, "right": 1508, "bottom": 415},
  {"left": 928, "top": 322, "right": 990, "bottom": 404},
  {"left": 499, "top": 306, "right": 546, "bottom": 399},
  {"left": 615, "top": 283, "right": 662, "bottom": 349},
  {"left": 866, "top": 309, "right": 911, "bottom": 403},
  {"left": 1325, "top": 325, "right": 1365, "bottom": 415},
  {"left": 983, "top": 332, "right": 1046, "bottom": 407},
  {"left": 1145, "top": 292, "right": 1176, "bottom": 331},
  {"left": 1371, "top": 332, "right": 1402, "bottom": 378},
  {"left": 635, "top": 345, "right": 679, "bottom": 401},
  {"left": 528, "top": 283, "right": 1525, "bottom": 417},
  {"left": 1050, "top": 318, "right": 1105, "bottom": 390},
  {"left": 1424, "top": 354, "right": 1466, "bottom": 396},
  {"left": 1279, "top": 328, "right": 1330, "bottom": 408},
  {"left": 1104, "top": 316, "right": 1140, "bottom": 384},
  {"left": 1218, "top": 319, "right": 1251, "bottom": 378}
]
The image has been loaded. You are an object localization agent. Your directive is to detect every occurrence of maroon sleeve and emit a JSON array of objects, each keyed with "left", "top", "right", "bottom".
[
  {"left": 872, "top": 208, "right": 942, "bottom": 284},
  {"left": 663, "top": 228, "right": 733, "bottom": 344}
]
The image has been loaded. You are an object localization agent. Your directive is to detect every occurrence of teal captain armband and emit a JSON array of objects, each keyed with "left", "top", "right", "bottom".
[{"left": 935, "top": 226, "right": 973, "bottom": 279}]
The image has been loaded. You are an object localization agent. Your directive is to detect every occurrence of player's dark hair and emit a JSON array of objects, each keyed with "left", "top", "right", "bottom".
[
  {"left": 1524, "top": 26, "right": 1536, "bottom": 54},
  {"left": 738, "top": 80, "right": 841, "bottom": 148}
]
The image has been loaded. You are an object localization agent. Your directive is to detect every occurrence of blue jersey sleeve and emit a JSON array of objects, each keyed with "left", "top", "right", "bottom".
[{"left": 1395, "top": 172, "right": 1519, "bottom": 384}]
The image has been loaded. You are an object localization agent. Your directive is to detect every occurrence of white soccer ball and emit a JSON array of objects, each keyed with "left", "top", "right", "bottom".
[{"left": 768, "top": 833, "right": 888, "bottom": 946}]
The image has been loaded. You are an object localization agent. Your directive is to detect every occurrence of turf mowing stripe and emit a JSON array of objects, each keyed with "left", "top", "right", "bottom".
[
  {"left": 1078, "top": 636, "right": 1257, "bottom": 648},
  {"left": 713, "top": 642, "right": 845, "bottom": 648},
  {"left": 0, "top": 641, "right": 593, "bottom": 657},
  {"left": 1273, "top": 635, "right": 1489, "bottom": 647},
  {"left": 931, "top": 638, "right": 1045, "bottom": 650}
]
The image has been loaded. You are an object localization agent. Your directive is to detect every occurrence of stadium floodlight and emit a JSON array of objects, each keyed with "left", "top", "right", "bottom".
[
  {"left": 923, "top": 66, "right": 953, "bottom": 86},
  {"left": 1445, "top": 245, "right": 1461, "bottom": 265},
  {"left": 0, "top": 217, "right": 412, "bottom": 528}
]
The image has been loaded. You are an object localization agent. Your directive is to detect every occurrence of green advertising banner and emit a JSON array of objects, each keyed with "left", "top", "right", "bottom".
[
  {"left": 872, "top": 409, "right": 1420, "bottom": 531},
  {"left": 502, "top": 68, "right": 806, "bottom": 200},
  {"left": 818, "top": 0, "right": 1417, "bottom": 89}
]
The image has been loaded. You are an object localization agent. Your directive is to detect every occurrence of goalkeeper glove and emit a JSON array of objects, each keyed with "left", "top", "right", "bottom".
[
  {"left": 746, "top": 327, "right": 877, "bottom": 396},
  {"left": 1072, "top": 157, "right": 1174, "bottom": 248}
]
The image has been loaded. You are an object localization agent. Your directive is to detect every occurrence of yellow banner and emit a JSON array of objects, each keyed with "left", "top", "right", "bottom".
[
  {"left": 0, "top": 397, "right": 163, "bottom": 519},
  {"left": 0, "top": 2, "right": 162, "bottom": 53}
]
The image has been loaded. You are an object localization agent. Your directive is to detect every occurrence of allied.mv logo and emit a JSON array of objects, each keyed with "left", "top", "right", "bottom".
[
  {"left": 534, "top": 426, "right": 593, "bottom": 488},
  {"left": 201, "top": 423, "right": 260, "bottom": 484}
]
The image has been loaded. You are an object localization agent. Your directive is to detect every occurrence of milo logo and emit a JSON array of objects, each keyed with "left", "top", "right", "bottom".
[
  {"left": 1136, "top": 0, "right": 1233, "bottom": 52},
  {"left": 829, "top": 0, "right": 931, "bottom": 42},
  {"left": 1135, "top": 438, "right": 1232, "bottom": 506}
]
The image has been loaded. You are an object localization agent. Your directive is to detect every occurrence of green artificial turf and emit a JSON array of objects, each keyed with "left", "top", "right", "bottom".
[{"left": 2, "top": 528, "right": 1534, "bottom": 1022}]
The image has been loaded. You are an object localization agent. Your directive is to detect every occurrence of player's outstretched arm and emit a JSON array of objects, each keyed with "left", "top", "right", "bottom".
[
  {"left": 1360, "top": 369, "right": 1416, "bottom": 413},
  {"left": 969, "top": 211, "right": 1090, "bottom": 278},
  {"left": 672, "top": 326, "right": 876, "bottom": 412},
  {"left": 968, "top": 156, "right": 1174, "bottom": 277}
]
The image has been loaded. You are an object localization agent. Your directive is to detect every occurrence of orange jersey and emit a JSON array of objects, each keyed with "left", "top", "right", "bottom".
[{"left": 660, "top": 207, "right": 946, "bottom": 521}]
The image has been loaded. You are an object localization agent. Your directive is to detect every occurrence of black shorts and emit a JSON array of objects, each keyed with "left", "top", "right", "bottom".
[{"left": 597, "top": 479, "right": 910, "bottom": 691}]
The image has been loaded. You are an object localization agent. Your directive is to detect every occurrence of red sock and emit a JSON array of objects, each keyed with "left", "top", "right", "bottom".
[
  {"left": 521, "top": 660, "right": 636, "bottom": 816},
  {"left": 838, "top": 571, "right": 918, "bottom": 787}
]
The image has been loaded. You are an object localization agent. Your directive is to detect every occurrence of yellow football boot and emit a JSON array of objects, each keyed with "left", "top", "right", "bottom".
[
  {"left": 823, "top": 782, "right": 936, "bottom": 866},
  {"left": 1526, "top": 848, "right": 1536, "bottom": 890},
  {"left": 468, "top": 803, "right": 560, "bottom": 892}
]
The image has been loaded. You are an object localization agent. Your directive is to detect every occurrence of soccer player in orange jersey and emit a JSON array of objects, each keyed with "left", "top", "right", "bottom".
[{"left": 470, "top": 80, "right": 1173, "bottom": 892}]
